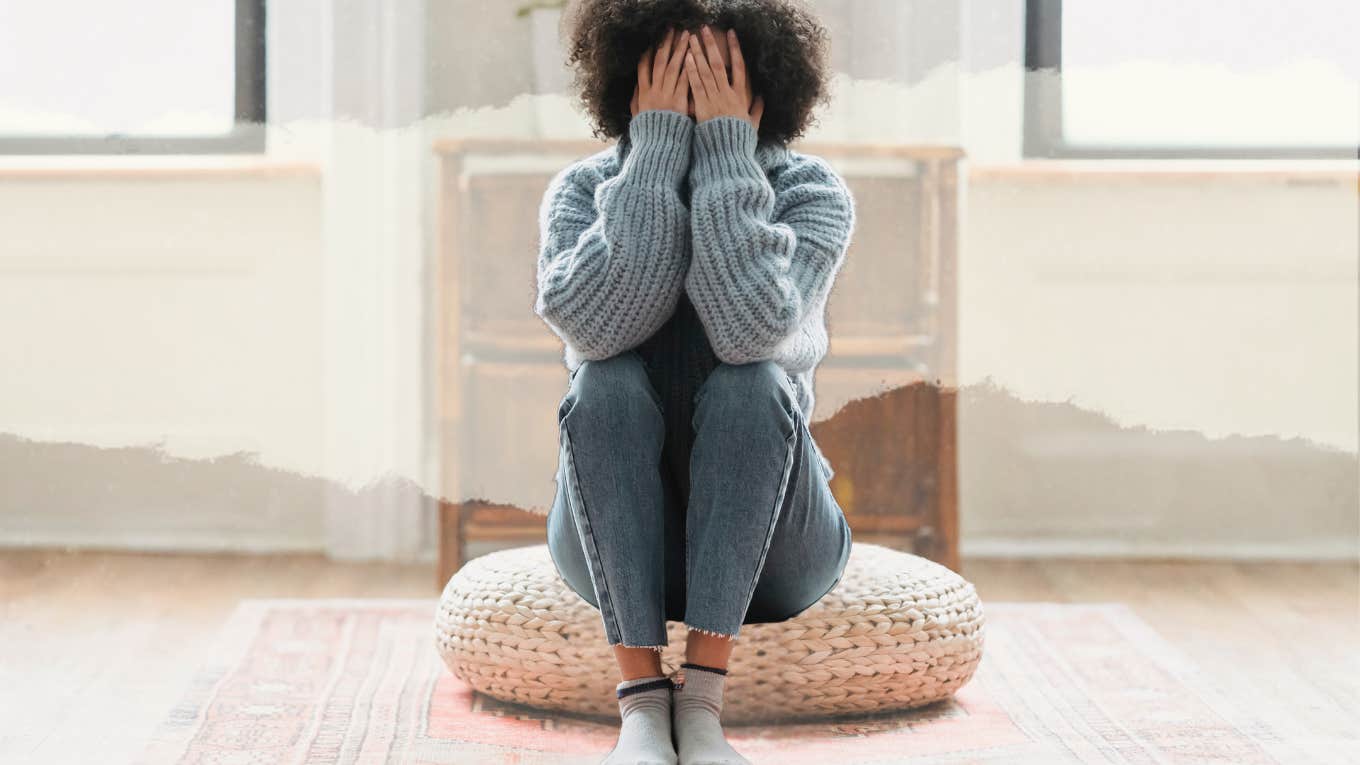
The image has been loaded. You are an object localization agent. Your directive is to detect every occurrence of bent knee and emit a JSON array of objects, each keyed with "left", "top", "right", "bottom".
[
  {"left": 561, "top": 349, "right": 661, "bottom": 426},
  {"left": 694, "top": 360, "right": 793, "bottom": 410}
]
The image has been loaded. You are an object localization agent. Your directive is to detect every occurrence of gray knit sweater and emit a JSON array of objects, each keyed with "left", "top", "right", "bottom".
[{"left": 535, "top": 108, "right": 855, "bottom": 479}]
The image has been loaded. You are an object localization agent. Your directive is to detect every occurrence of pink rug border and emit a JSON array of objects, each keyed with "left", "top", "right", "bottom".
[{"left": 135, "top": 599, "right": 1340, "bottom": 765}]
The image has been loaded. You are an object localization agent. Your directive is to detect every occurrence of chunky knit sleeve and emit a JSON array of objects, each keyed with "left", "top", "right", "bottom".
[
  {"left": 685, "top": 116, "right": 855, "bottom": 365},
  {"left": 534, "top": 109, "right": 695, "bottom": 360}
]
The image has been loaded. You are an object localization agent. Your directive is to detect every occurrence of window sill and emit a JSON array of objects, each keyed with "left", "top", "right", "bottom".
[
  {"left": 968, "top": 159, "right": 1359, "bottom": 186},
  {"left": 0, "top": 155, "right": 321, "bottom": 181}
]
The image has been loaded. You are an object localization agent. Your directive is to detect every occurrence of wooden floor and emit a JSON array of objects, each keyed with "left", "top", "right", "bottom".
[{"left": 1, "top": 551, "right": 1355, "bottom": 764}]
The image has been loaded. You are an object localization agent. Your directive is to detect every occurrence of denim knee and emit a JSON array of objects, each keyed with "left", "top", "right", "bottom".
[
  {"left": 692, "top": 360, "right": 798, "bottom": 418},
  {"left": 560, "top": 349, "right": 663, "bottom": 428}
]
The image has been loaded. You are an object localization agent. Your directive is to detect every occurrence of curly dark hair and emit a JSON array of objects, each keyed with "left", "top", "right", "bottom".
[{"left": 560, "top": 0, "right": 833, "bottom": 147}]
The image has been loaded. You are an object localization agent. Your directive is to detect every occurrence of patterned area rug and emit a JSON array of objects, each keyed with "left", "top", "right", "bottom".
[{"left": 137, "top": 599, "right": 1311, "bottom": 764}]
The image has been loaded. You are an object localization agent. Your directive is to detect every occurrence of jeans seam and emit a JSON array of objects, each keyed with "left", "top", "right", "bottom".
[
  {"left": 736, "top": 417, "right": 800, "bottom": 633},
  {"left": 559, "top": 419, "right": 625, "bottom": 645},
  {"left": 630, "top": 350, "right": 666, "bottom": 416},
  {"left": 803, "top": 420, "right": 832, "bottom": 483},
  {"left": 784, "top": 370, "right": 832, "bottom": 482}
]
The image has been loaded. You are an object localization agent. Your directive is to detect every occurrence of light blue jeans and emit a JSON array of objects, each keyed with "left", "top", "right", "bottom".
[{"left": 547, "top": 348, "right": 852, "bottom": 650}]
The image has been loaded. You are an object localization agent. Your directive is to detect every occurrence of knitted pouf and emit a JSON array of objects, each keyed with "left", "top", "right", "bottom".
[{"left": 434, "top": 542, "right": 985, "bottom": 724}]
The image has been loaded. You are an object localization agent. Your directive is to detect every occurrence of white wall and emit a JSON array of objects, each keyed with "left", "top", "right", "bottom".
[
  {"left": 957, "top": 174, "right": 1358, "bottom": 558},
  {"left": 962, "top": 177, "right": 1357, "bottom": 451},
  {"left": 0, "top": 0, "right": 1353, "bottom": 560},
  {"left": 0, "top": 170, "right": 328, "bottom": 549},
  {"left": 949, "top": 0, "right": 1357, "bottom": 557}
]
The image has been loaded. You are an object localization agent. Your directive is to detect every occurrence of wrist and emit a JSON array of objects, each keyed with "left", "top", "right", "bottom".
[
  {"left": 623, "top": 109, "right": 695, "bottom": 186},
  {"left": 691, "top": 115, "right": 760, "bottom": 185}
]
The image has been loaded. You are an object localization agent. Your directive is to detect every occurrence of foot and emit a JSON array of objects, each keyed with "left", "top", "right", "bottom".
[
  {"left": 601, "top": 675, "right": 678, "bottom": 765},
  {"left": 671, "top": 663, "right": 750, "bottom": 765}
]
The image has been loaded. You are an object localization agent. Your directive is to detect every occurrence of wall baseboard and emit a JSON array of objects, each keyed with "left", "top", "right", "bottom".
[
  {"left": 3, "top": 529, "right": 1355, "bottom": 564},
  {"left": 0, "top": 530, "right": 321, "bottom": 556},
  {"left": 960, "top": 536, "right": 1359, "bottom": 562}
]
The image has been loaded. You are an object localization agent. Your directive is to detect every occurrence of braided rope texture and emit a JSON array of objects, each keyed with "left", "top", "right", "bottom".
[{"left": 434, "top": 542, "right": 986, "bottom": 724}]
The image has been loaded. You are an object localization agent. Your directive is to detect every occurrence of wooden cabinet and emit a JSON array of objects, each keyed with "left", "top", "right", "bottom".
[{"left": 433, "top": 136, "right": 962, "bottom": 586}]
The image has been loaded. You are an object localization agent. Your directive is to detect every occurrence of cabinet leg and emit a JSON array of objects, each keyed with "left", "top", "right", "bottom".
[{"left": 437, "top": 500, "right": 464, "bottom": 590}]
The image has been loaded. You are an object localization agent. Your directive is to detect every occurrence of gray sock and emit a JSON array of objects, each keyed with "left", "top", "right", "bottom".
[
  {"left": 602, "top": 675, "right": 678, "bottom": 765},
  {"left": 671, "top": 664, "right": 750, "bottom": 765}
]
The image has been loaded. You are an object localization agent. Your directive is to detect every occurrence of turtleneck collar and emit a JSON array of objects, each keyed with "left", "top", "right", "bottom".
[{"left": 616, "top": 118, "right": 792, "bottom": 174}]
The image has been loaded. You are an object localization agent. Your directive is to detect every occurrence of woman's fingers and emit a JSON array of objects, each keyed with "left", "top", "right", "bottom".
[
  {"left": 634, "top": 28, "right": 694, "bottom": 111},
  {"left": 698, "top": 25, "right": 729, "bottom": 88},
  {"left": 727, "top": 29, "right": 747, "bottom": 99},
  {"left": 686, "top": 33, "right": 715, "bottom": 98},
  {"left": 652, "top": 28, "right": 674, "bottom": 83},
  {"left": 661, "top": 29, "right": 689, "bottom": 97},
  {"left": 637, "top": 45, "right": 653, "bottom": 91},
  {"left": 684, "top": 49, "right": 708, "bottom": 108},
  {"left": 683, "top": 52, "right": 699, "bottom": 102}
]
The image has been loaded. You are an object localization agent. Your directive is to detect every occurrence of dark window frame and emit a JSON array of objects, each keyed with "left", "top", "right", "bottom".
[
  {"left": 0, "top": 0, "right": 267, "bottom": 155},
  {"left": 1023, "top": 0, "right": 1358, "bottom": 159}
]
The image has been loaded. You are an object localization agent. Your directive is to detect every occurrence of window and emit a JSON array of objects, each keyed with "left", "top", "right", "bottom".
[
  {"left": 1024, "top": 0, "right": 1358, "bottom": 159},
  {"left": 0, "top": 0, "right": 266, "bottom": 154}
]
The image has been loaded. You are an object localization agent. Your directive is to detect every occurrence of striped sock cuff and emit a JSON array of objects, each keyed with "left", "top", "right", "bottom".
[
  {"left": 680, "top": 661, "right": 728, "bottom": 676},
  {"left": 616, "top": 677, "right": 676, "bottom": 699}
]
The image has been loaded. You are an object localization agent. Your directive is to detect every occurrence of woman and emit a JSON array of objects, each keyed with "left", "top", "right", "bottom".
[{"left": 535, "top": 2, "right": 855, "bottom": 763}]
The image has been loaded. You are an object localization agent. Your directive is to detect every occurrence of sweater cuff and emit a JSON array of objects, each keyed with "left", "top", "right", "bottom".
[
  {"left": 622, "top": 109, "right": 695, "bottom": 187},
  {"left": 691, "top": 115, "right": 761, "bottom": 185}
]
